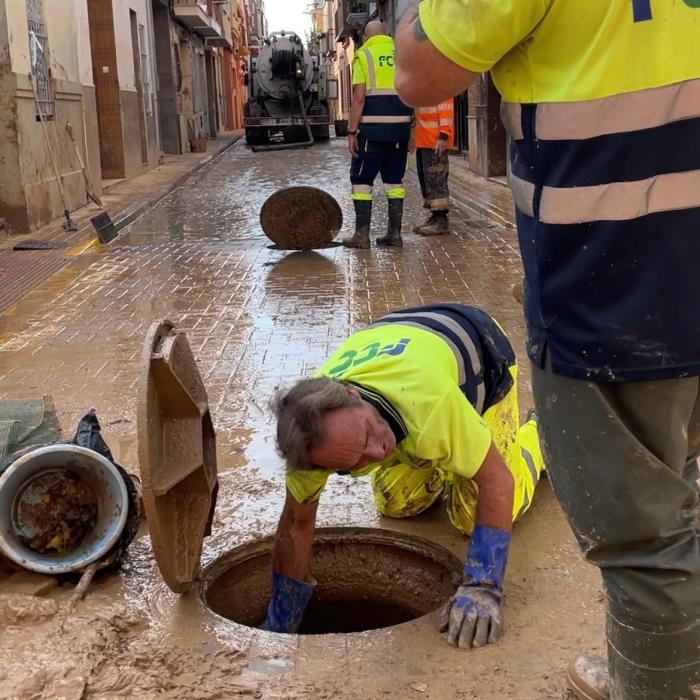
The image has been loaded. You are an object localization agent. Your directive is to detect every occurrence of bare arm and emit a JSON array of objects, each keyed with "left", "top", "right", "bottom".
[
  {"left": 271, "top": 490, "right": 319, "bottom": 580},
  {"left": 348, "top": 83, "right": 366, "bottom": 156},
  {"left": 472, "top": 441, "right": 515, "bottom": 532},
  {"left": 394, "top": 7, "right": 479, "bottom": 107},
  {"left": 349, "top": 83, "right": 366, "bottom": 133}
]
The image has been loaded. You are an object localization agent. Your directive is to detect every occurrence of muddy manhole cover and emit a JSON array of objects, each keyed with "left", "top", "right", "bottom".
[
  {"left": 201, "top": 527, "right": 461, "bottom": 634},
  {"left": 260, "top": 186, "right": 342, "bottom": 250}
]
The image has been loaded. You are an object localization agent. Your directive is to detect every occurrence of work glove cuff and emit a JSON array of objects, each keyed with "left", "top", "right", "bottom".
[
  {"left": 462, "top": 525, "right": 512, "bottom": 593},
  {"left": 262, "top": 571, "right": 315, "bottom": 633},
  {"left": 457, "top": 584, "right": 503, "bottom": 604}
]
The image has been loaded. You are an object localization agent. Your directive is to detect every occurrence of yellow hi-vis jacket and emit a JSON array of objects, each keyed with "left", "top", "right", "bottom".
[
  {"left": 285, "top": 305, "right": 544, "bottom": 532},
  {"left": 351, "top": 34, "right": 412, "bottom": 142}
]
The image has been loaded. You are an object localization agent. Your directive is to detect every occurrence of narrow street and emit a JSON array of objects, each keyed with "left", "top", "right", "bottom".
[{"left": 0, "top": 140, "right": 602, "bottom": 698}]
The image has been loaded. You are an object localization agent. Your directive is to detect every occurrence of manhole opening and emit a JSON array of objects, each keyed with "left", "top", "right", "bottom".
[{"left": 201, "top": 528, "right": 461, "bottom": 635}]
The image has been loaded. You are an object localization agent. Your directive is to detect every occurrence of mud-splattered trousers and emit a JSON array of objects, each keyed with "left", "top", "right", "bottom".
[
  {"left": 372, "top": 363, "right": 543, "bottom": 535},
  {"left": 416, "top": 148, "right": 450, "bottom": 212},
  {"left": 532, "top": 361, "right": 700, "bottom": 699}
]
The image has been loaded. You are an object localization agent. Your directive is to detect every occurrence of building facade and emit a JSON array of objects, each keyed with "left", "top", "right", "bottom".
[
  {"left": 87, "top": 0, "right": 160, "bottom": 181},
  {"left": 0, "top": 0, "right": 102, "bottom": 231},
  {"left": 169, "top": 0, "right": 237, "bottom": 149},
  {"left": 311, "top": 0, "right": 353, "bottom": 123},
  {"left": 244, "top": 0, "right": 267, "bottom": 57},
  {"left": 0, "top": 0, "right": 249, "bottom": 233}
]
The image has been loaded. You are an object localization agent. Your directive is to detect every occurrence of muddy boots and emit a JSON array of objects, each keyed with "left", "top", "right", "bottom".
[
  {"left": 377, "top": 198, "right": 404, "bottom": 247},
  {"left": 568, "top": 656, "right": 609, "bottom": 700},
  {"left": 342, "top": 199, "right": 372, "bottom": 249},
  {"left": 567, "top": 612, "right": 700, "bottom": 700},
  {"left": 415, "top": 211, "right": 449, "bottom": 236}
]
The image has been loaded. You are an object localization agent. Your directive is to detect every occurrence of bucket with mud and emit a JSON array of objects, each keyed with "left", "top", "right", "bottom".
[
  {"left": 200, "top": 527, "right": 462, "bottom": 634},
  {"left": 0, "top": 444, "right": 129, "bottom": 574}
]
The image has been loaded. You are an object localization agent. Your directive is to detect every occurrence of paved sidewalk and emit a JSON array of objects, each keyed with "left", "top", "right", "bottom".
[
  {"left": 0, "top": 132, "right": 243, "bottom": 316},
  {"left": 406, "top": 151, "right": 515, "bottom": 228}
]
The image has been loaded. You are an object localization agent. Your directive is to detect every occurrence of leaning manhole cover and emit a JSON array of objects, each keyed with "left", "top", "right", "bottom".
[
  {"left": 260, "top": 186, "right": 342, "bottom": 250},
  {"left": 200, "top": 527, "right": 461, "bottom": 634}
]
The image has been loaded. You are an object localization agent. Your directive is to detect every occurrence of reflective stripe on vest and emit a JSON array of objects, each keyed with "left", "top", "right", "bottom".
[
  {"left": 504, "top": 76, "right": 700, "bottom": 224},
  {"left": 357, "top": 41, "right": 412, "bottom": 142},
  {"left": 415, "top": 100, "right": 454, "bottom": 148},
  {"left": 504, "top": 74, "right": 700, "bottom": 380}
]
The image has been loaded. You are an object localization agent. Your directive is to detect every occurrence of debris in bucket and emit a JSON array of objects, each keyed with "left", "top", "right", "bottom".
[
  {"left": 15, "top": 470, "right": 98, "bottom": 554},
  {"left": 0, "top": 408, "right": 140, "bottom": 579}
]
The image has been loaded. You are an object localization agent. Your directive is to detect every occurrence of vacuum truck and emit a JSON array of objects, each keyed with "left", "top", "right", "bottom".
[{"left": 244, "top": 31, "right": 332, "bottom": 149}]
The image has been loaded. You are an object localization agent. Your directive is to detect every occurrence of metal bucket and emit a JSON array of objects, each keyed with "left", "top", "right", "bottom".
[{"left": 0, "top": 445, "right": 129, "bottom": 574}]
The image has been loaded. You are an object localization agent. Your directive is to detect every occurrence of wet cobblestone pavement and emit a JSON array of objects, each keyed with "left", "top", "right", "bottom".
[
  {"left": 0, "top": 140, "right": 527, "bottom": 449},
  {"left": 0, "top": 140, "right": 602, "bottom": 699}
]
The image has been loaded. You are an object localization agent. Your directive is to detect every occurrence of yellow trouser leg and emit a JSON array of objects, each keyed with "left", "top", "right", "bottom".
[
  {"left": 372, "top": 462, "right": 444, "bottom": 519},
  {"left": 445, "top": 364, "right": 545, "bottom": 535}
]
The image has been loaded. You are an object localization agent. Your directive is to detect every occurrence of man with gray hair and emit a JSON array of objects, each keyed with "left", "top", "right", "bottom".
[{"left": 261, "top": 303, "right": 544, "bottom": 648}]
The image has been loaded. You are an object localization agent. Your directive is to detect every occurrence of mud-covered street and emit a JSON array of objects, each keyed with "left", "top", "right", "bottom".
[{"left": 0, "top": 140, "right": 604, "bottom": 699}]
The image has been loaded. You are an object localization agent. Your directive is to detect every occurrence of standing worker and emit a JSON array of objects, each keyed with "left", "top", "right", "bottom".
[
  {"left": 261, "top": 304, "right": 544, "bottom": 647},
  {"left": 394, "top": 2, "right": 700, "bottom": 699},
  {"left": 413, "top": 99, "right": 454, "bottom": 236},
  {"left": 341, "top": 21, "right": 413, "bottom": 249}
]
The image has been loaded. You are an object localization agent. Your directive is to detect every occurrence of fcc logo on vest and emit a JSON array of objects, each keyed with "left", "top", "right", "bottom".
[
  {"left": 378, "top": 55, "right": 394, "bottom": 68},
  {"left": 633, "top": 0, "right": 700, "bottom": 21}
]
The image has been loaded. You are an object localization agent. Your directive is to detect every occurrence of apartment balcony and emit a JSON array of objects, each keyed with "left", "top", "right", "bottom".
[
  {"left": 335, "top": 0, "right": 369, "bottom": 41},
  {"left": 206, "top": 6, "right": 233, "bottom": 47},
  {"left": 173, "top": 0, "right": 212, "bottom": 33}
]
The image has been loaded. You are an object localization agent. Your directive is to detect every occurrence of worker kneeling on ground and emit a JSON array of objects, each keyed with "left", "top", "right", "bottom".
[{"left": 262, "top": 304, "right": 544, "bottom": 647}]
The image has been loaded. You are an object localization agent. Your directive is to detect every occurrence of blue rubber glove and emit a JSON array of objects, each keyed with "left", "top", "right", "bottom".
[
  {"left": 439, "top": 525, "right": 511, "bottom": 648},
  {"left": 260, "top": 571, "right": 314, "bottom": 633}
]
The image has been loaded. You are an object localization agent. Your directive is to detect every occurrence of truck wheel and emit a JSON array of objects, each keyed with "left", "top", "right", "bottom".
[{"left": 311, "top": 125, "right": 330, "bottom": 142}]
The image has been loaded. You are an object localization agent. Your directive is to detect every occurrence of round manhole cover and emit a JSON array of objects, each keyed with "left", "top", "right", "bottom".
[
  {"left": 260, "top": 186, "right": 343, "bottom": 250},
  {"left": 200, "top": 527, "right": 461, "bottom": 635}
]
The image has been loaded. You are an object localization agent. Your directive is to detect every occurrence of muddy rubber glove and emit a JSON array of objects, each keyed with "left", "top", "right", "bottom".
[
  {"left": 260, "top": 571, "right": 314, "bottom": 633},
  {"left": 439, "top": 525, "right": 511, "bottom": 649}
]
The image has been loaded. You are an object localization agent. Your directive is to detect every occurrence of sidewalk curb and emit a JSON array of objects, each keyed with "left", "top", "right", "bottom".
[
  {"left": 0, "top": 134, "right": 244, "bottom": 316},
  {"left": 68, "top": 134, "right": 244, "bottom": 255},
  {"left": 109, "top": 135, "right": 243, "bottom": 238}
]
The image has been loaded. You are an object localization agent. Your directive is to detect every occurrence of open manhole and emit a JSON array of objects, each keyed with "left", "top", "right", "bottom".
[{"left": 201, "top": 527, "right": 462, "bottom": 634}]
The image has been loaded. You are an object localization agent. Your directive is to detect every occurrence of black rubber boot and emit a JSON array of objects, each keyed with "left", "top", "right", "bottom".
[
  {"left": 341, "top": 199, "right": 372, "bottom": 249},
  {"left": 377, "top": 198, "right": 403, "bottom": 247},
  {"left": 606, "top": 610, "right": 699, "bottom": 700}
]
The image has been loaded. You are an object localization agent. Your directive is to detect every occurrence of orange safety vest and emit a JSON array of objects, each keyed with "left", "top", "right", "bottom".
[{"left": 415, "top": 100, "right": 455, "bottom": 149}]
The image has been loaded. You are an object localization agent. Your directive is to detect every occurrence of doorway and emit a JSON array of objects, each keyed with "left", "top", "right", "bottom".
[
  {"left": 87, "top": 0, "right": 125, "bottom": 179},
  {"left": 130, "top": 10, "right": 149, "bottom": 165}
]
